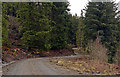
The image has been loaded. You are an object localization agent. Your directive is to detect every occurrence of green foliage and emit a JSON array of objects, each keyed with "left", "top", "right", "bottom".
[
  {"left": 2, "top": 3, "right": 20, "bottom": 17},
  {"left": 82, "top": 2, "right": 120, "bottom": 63},
  {"left": 76, "top": 16, "right": 83, "bottom": 47},
  {"left": 50, "top": 2, "right": 70, "bottom": 49},
  {"left": 2, "top": 17, "right": 9, "bottom": 45},
  {"left": 2, "top": 3, "right": 21, "bottom": 45},
  {"left": 11, "top": 49, "right": 17, "bottom": 52},
  {"left": 21, "top": 31, "right": 51, "bottom": 51},
  {"left": 2, "top": 2, "right": 81, "bottom": 53},
  {"left": 2, "top": 3, "right": 9, "bottom": 45},
  {"left": 16, "top": 3, "right": 53, "bottom": 51},
  {"left": 67, "top": 14, "right": 79, "bottom": 45}
]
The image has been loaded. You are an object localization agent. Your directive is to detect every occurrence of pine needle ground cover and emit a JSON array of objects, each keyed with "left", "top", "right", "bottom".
[
  {"left": 2, "top": 45, "right": 74, "bottom": 64},
  {"left": 49, "top": 56, "right": 120, "bottom": 75}
]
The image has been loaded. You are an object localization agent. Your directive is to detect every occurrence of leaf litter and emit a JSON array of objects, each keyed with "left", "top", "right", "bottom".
[{"left": 49, "top": 55, "right": 120, "bottom": 75}]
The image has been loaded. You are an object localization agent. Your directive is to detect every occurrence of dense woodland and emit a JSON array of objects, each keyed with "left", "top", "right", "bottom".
[{"left": 2, "top": 1, "right": 120, "bottom": 65}]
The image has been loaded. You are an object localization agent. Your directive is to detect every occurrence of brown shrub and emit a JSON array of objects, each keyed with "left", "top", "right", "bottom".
[
  {"left": 114, "top": 45, "right": 120, "bottom": 67},
  {"left": 87, "top": 37, "right": 108, "bottom": 62}
]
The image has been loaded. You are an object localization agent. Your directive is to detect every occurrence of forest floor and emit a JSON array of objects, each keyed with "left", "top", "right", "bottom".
[
  {"left": 49, "top": 55, "right": 120, "bottom": 75},
  {"left": 2, "top": 46, "right": 74, "bottom": 64}
]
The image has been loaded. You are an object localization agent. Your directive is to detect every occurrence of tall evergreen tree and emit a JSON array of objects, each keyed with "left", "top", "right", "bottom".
[
  {"left": 17, "top": 2, "right": 52, "bottom": 51},
  {"left": 50, "top": 2, "right": 70, "bottom": 49},
  {"left": 68, "top": 14, "right": 79, "bottom": 45},
  {"left": 82, "top": 1, "right": 119, "bottom": 63}
]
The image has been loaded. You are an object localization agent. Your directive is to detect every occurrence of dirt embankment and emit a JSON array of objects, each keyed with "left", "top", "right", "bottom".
[{"left": 2, "top": 46, "right": 74, "bottom": 64}]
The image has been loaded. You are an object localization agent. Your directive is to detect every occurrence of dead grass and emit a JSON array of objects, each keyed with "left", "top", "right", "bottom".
[
  {"left": 50, "top": 56, "right": 120, "bottom": 75},
  {"left": 88, "top": 37, "right": 108, "bottom": 62}
]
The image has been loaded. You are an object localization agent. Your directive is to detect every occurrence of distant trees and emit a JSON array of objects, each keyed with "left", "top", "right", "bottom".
[
  {"left": 68, "top": 14, "right": 79, "bottom": 45},
  {"left": 2, "top": 2, "right": 79, "bottom": 51},
  {"left": 76, "top": 16, "right": 83, "bottom": 48}
]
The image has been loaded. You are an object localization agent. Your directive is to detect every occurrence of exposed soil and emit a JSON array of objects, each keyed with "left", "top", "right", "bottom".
[
  {"left": 2, "top": 46, "right": 28, "bottom": 63},
  {"left": 42, "top": 49, "right": 74, "bottom": 57},
  {"left": 2, "top": 46, "right": 74, "bottom": 64}
]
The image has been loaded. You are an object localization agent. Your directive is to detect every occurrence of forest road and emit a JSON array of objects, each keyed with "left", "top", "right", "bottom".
[{"left": 3, "top": 58, "right": 80, "bottom": 75}]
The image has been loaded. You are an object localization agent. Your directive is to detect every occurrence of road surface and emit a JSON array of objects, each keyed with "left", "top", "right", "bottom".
[{"left": 3, "top": 58, "right": 80, "bottom": 75}]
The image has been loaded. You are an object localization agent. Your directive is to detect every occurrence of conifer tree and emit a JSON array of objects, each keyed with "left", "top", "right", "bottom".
[
  {"left": 17, "top": 2, "right": 52, "bottom": 51},
  {"left": 83, "top": 1, "right": 119, "bottom": 63},
  {"left": 50, "top": 2, "right": 70, "bottom": 49}
]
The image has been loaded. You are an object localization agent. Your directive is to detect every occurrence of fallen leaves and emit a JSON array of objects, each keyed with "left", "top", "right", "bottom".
[
  {"left": 50, "top": 56, "right": 120, "bottom": 75},
  {"left": 56, "top": 61, "right": 64, "bottom": 66}
]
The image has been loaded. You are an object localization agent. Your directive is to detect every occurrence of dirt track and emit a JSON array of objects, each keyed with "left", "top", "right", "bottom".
[{"left": 3, "top": 58, "right": 79, "bottom": 75}]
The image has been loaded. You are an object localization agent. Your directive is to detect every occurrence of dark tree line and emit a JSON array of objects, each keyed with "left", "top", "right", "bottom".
[{"left": 2, "top": 2, "right": 78, "bottom": 51}]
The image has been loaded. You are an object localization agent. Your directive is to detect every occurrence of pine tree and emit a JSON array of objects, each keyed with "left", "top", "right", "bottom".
[
  {"left": 68, "top": 14, "right": 79, "bottom": 45},
  {"left": 83, "top": 1, "right": 119, "bottom": 63},
  {"left": 50, "top": 2, "right": 70, "bottom": 49},
  {"left": 17, "top": 2, "right": 52, "bottom": 51}
]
